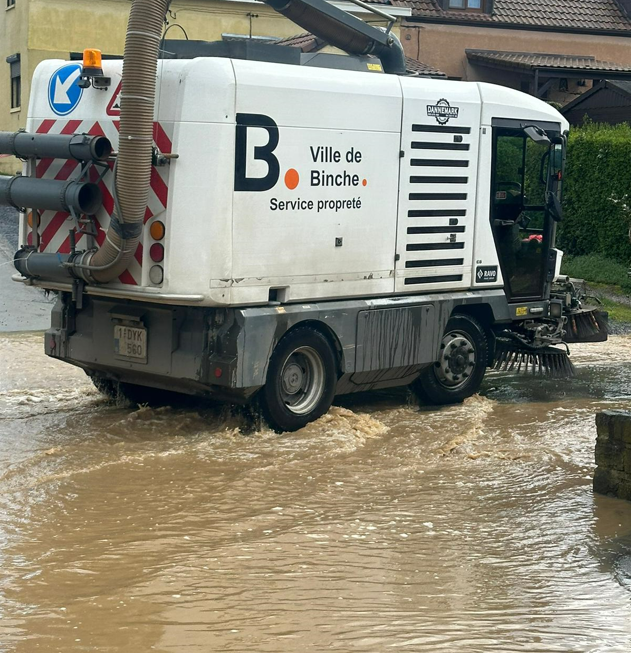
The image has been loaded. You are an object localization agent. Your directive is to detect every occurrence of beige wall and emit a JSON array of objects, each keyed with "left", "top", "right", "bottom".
[
  {"left": 1, "top": 0, "right": 29, "bottom": 174},
  {"left": 25, "top": 0, "right": 326, "bottom": 57},
  {"left": 402, "top": 22, "right": 631, "bottom": 102}
]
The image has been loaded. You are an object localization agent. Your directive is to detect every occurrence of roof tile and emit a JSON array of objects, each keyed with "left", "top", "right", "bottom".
[
  {"left": 274, "top": 32, "right": 326, "bottom": 51},
  {"left": 393, "top": 0, "right": 631, "bottom": 32},
  {"left": 276, "top": 32, "right": 446, "bottom": 76},
  {"left": 405, "top": 56, "right": 447, "bottom": 76}
]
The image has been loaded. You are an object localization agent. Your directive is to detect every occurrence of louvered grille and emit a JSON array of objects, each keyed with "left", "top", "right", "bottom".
[{"left": 397, "top": 121, "right": 477, "bottom": 288}]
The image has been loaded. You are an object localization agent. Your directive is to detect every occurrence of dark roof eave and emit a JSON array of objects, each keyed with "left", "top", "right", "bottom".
[
  {"left": 403, "top": 15, "right": 631, "bottom": 37},
  {"left": 467, "top": 57, "right": 532, "bottom": 71},
  {"left": 537, "top": 69, "right": 631, "bottom": 79},
  {"left": 466, "top": 55, "right": 631, "bottom": 77}
]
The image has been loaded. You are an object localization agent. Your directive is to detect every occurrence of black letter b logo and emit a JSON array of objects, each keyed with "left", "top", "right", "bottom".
[{"left": 234, "top": 114, "right": 280, "bottom": 192}]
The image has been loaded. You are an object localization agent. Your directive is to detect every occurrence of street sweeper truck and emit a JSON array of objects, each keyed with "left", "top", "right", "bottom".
[{"left": 5, "top": 0, "right": 607, "bottom": 431}]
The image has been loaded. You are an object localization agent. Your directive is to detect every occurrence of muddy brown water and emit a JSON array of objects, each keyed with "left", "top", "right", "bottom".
[{"left": 2, "top": 333, "right": 631, "bottom": 652}]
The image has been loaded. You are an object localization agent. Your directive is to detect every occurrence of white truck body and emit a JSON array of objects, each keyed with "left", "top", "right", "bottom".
[
  {"left": 10, "top": 48, "right": 586, "bottom": 432},
  {"left": 22, "top": 58, "right": 568, "bottom": 306}
]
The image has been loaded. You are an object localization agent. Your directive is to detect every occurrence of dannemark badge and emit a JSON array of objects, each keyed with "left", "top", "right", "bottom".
[{"left": 427, "top": 98, "right": 459, "bottom": 125}]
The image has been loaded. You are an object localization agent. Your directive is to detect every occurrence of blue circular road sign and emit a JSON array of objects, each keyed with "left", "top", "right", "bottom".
[{"left": 48, "top": 63, "right": 84, "bottom": 116}]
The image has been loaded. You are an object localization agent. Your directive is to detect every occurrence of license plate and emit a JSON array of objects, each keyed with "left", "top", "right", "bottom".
[{"left": 114, "top": 325, "right": 147, "bottom": 362}]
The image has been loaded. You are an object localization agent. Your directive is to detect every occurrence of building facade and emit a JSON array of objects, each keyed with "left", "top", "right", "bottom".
[
  {"left": 396, "top": 0, "right": 631, "bottom": 103},
  {"left": 0, "top": 0, "right": 409, "bottom": 174},
  {"left": 5, "top": 0, "right": 630, "bottom": 174}
]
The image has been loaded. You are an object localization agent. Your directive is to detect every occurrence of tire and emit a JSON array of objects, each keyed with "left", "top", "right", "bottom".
[
  {"left": 413, "top": 314, "right": 488, "bottom": 406},
  {"left": 88, "top": 374, "right": 118, "bottom": 399},
  {"left": 87, "top": 372, "right": 175, "bottom": 406},
  {"left": 261, "top": 326, "right": 338, "bottom": 433}
]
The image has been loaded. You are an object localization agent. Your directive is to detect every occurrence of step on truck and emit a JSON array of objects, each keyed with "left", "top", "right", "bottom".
[{"left": 6, "top": 0, "right": 607, "bottom": 431}]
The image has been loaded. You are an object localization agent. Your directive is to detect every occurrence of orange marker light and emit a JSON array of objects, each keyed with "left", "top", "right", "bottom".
[
  {"left": 150, "top": 220, "right": 165, "bottom": 241},
  {"left": 83, "top": 49, "right": 102, "bottom": 70},
  {"left": 27, "top": 211, "right": 40, "bottom": 228}
]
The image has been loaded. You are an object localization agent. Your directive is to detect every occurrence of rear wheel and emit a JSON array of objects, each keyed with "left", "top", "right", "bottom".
[
  {"left": 413, "top": 314, "right": 487, "bottom": 405},
  {"left": 261, "top": 327, "right": 337, "bottom": 433}
]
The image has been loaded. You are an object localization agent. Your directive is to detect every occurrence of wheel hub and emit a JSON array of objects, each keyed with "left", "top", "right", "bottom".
[
  {"left": 282, "top": 363, "right": 304, "bottom": 395},
  {"left": 436, "top": 331, "right": 476, "bottom": 388},
  {"left": 278, "top": 346, "right": 325, "bottom": 415}
]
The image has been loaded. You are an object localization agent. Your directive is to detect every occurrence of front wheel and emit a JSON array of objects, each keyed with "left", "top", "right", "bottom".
[
  {"left": 412, "top": 314, "right": 488, "bottom": 405},
  {"left": 261, "top": 327, "right": 338, "bottom": 433}
]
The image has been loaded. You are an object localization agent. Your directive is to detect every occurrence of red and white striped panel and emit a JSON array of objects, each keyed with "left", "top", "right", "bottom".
[{"left": 28, "top": 118, "right": 172, "bottom": 286}]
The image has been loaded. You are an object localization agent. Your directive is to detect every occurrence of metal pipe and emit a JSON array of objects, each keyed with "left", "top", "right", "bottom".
[
  {"left": 376, "top": 34, "right": 406, "bottom": 76},
  {"left": 262, "top": 0, "right": 406, "bottom": 74},
  {"left": 0, "top": 176, "right": 102, "bottom": 214},
  {"left": 14, "top": 249, "right": 73, "bottom": 282},
  {"left": 13, "top": 0, "right": 170, "bottom": 285},
  {"left": 0, "top": 131, "right": 112, "bottom": 162}
]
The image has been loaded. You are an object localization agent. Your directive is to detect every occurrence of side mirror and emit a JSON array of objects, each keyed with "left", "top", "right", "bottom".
[
  {"left": 547, "top": 191, "right": 563, "bottom": 222},
  {"left": 525, "top": 125, "right": 551, "bottom": 145}
]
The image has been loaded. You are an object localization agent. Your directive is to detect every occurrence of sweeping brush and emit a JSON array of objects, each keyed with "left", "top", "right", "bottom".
[
  {"left": 564, "top": 308, "right": 608, "bottom": 343},
  {"left": 493, "top": 339, "right": 576, "bottom": 378}
]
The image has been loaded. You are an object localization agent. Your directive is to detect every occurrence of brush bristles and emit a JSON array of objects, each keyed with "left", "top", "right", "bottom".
[
  {"left": 493, "top": 343, "right": 575, "bottom": 378},
  {"left": 564, "top": 308, "right": 608, "bottom": 344},
  {"left": 569, "top": 312, "right": 602, "bottom": 340}
]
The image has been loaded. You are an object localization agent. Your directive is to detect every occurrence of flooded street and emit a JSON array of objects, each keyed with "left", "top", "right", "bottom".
[{"left": 1, "top": 332, "right": 631, "bottom": 652}]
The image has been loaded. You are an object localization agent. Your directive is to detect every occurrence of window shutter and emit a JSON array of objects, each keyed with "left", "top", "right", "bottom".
[{"left": 6, "top": 53, "right": 20, "bottom": 78}]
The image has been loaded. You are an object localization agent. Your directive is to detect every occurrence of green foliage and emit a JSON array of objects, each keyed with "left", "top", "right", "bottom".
[
  {"left": 495, "top": 135, "right": 547, "bottom": 204},
  {"left": 591, "top": 294, "right": 631, "bottom": 324},
  {"left": 560, "top": 253, "right": 631, "bottom": 292},
  {"left": 559, "top": 122, "right": 631, "bottom": 264}
]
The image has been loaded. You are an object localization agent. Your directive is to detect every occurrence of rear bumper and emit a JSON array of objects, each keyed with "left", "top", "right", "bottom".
[
  {"left": 45, "top": 287, "right": 515, "bottom": 400},
  {"left": 45, "top": 293, "right": 255, "bottom": 402}
]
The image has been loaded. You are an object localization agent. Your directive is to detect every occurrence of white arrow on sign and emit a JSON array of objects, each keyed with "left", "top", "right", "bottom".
[{"left": 53, "top": 68, "right": 81, "bottom": 105}]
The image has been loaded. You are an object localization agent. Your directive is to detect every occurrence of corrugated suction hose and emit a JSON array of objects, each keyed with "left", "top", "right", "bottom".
[{"left": 76, "top": 0, "right": 170, "bottom": 283}]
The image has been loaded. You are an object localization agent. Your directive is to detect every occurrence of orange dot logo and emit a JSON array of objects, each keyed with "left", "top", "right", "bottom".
[
  {"left": 362, "top": 179, "right": 367, "bottom": 187},
  {"left": 285, "top": 168, "right": 300, "bottom": 190}
]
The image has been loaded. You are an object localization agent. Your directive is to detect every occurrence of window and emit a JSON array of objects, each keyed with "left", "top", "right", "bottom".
[
  {"left": 7, "top": 0, "right": 16, "bottom": 8},
  {"left": 491, "top": 128, "right": 556, "bottom": 299},
  {"left": 7, "top": 53, "right": 20, "bottom": 109},
  {"left": 11, "top": 73, "right": 20, "bottom": 109},
  {"left": 448, "top": 0, "right": 483, "bottom": 10}
]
